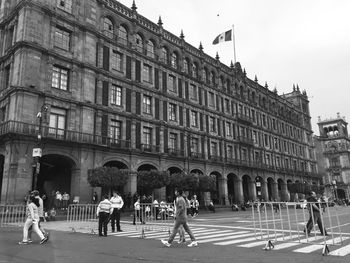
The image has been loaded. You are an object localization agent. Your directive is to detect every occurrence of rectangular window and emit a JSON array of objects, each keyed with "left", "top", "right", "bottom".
[
  {"left": 169, "top": 103, "right": 177, "bottom": 121},
  {"left": 52, "top": 66, "right": 68, "bottom": 90},
  {"left": 227, "top": 145, "right": 233, "bottom": 159},
  {"left": 169, "top": 132, "right": 178, "bottom": 150},
  {"left": 111, "top": 51, "right": 123, "bottom": 72},
  {"left": 142, "top": 64, "right": 153, "bottom": 83},
  {"left": 191, "top": 110, "right": 198, "bottom": 127},
  {"left": 241, "top": 148, "right": 247, "bottom": 161},
  {"left": 4, "top": 65, "right": 10, "bottom": 89},
  {"left": 209, "top": 92, "right": 215, "bottom": 107},
  {"left": 57, "top": 0, "right": 72, "bottom": 13},
  {"left": 168, "top": 75, "right": 176, "bottom": 93},
  {"left": 211, "top": 142, "right": 217, "bottom": 156},
  {"left": 190, "top": 84, "right": 197, "bottom": 100},
  {"left": 110, "top": 120, "right": 121, "bottom": 143},
  {"left": 111, "top": 85, "right": 122, "bottom": 106},
  {"left": 0, "top": 106, "right": 6, "bottom": 122},
  {"left": 225, "top": 99, "right": 230, "bottom": 112},
  {"left": 226, "top": 122, "right": 232, "bottom": 136},
  {"left": 49, "top": 107, "right": 66, "bottom": 137},
  {"left": 143, "top": 127, "right": 152, "bottom": 146},
  {"left": 209, "top": 117, "right": 216, "bottom": 132},
  {"left": 142, "top": 95, "right": 152, "bottom": 114},
  {"left": 191, "top": 137, "right": 199, "bottom": 154},
  {"left": 54, "top": 27, "right": 70, "bottom": 50},
  {"left": 253, "top": 131, "right": 257, "bottom": 144}
]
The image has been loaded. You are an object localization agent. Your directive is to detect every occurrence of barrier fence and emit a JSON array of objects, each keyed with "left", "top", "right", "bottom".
[
  {"left": 0, "top": 204, "right": 27, "bottom": 227},
  {"left": 252, "top": 201, "right": 343, "bottom": 255},
  {"left": 65, "top": 203, "right": 174, "bottom": 237}
]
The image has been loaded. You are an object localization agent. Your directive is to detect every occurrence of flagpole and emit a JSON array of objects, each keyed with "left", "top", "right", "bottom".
[{"left": 232, "top": 24, "right": 236, "bottom": 64}]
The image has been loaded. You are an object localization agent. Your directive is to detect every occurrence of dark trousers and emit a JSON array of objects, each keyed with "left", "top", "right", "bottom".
[
  {"left": 98, "top": 212, "right": 110, "bottom": 236},
  {"left": 110, "top": 209, "right": 121, "bottom": 231},
  {"left": 133, "top": 210, "right": 143, "bottom": 225},
  {"left": 306, "top": 211, "right": 327, "bottom": 235}
]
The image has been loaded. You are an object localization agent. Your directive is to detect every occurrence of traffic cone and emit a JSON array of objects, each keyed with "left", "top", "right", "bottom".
[{"left": 71, "top": 227, "right": 76, "bottom": 233}]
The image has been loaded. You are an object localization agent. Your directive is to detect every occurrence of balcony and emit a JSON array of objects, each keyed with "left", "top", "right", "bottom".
[
  {"left": 190, "top": 151, "right": 205, "bottom": 159},
  {"left": 234, "top": 113, "right": 253, "bottom": 124},
  {"left": 237, "top": 136, "right": 254, "bottom": 146},
  {"left": 209, "top": 155, "right": 223, "bottom": 162},
  {"left": 141, "top": 144, "right": 160, "bottom": 153},
  {"left": 168, "top": 148, "right": 185, "bottom": 157},
  {"left": 0, "top": 120, "right": 131, "bottom": 150}
]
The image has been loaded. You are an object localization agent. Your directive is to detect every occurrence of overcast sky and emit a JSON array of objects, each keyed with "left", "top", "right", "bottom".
[{"left": 118, "top": 0, "right": 350, "bottom": 134}]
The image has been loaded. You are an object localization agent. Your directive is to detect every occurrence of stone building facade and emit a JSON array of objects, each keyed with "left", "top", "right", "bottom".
[
  {"left": 0, "top": 0, "right": 320, "bottom": 204},
  {"left": 315, "top": 114, "right": 350, "bottom": 201}
]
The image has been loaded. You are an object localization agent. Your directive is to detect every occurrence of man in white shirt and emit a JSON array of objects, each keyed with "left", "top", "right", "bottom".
[{"left": 110, "top": 191, "right": 124, "bottom": 232}]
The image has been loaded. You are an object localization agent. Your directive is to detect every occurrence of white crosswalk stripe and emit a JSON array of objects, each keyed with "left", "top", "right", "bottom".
[{"left": 74, "top": 224, "right": 350, "bottom": 256}]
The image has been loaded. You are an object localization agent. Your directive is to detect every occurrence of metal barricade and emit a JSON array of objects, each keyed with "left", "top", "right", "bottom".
[
  {"left": 252, "top": 201, "right": 343, "bottom": 255},
  {"left": 136, "top": 203, "right": 174, "bottom": 238},
  {"left": 0, "top": 204, "right": 27, "bottom": 227},
  {"left": 66, "top": 204, "right": 98, "bottom": 234}
]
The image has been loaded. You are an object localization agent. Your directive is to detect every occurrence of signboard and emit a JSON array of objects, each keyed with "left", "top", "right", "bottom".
[
  {"left": 256, "top": 182, "right": 261, "bottom": 187},
  {"left": 32, "top": 148, "right": 42, "bottom": 157}
]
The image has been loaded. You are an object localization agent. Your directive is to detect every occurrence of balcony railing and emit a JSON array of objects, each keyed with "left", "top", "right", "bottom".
[
  {"left": 190, "top": 151, "right": 205, "bottom": 159},
  {"left": 168, "top": 148, "right": 185, "bottom": 157},
  {"left": 209, "top": 155, "right": 223, "bottom": 162},
  {"left": 237, "top": 136, "right": 254, "bottom": 145},
  {"left": 234, "top": 113, "right": 253, "bottom": 124},
  {"left": 140, "top": 144, "right": 160, "bottom": 153}
]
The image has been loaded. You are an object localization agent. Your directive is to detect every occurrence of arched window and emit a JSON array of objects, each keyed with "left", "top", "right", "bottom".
[
  {"left": 161, "top": 47, "right": 168, "bottom": 64},
  {"left": 210, "top": 71, "right": 215, "bottom": 85},
  {"left": 192, "top": 63, "right": 197, "bottom": 78},
  {"left": 135, "top": 33, "right": 143, "bottom": 53},
  {"left": 103, "top": 18, "right": 113, "bottom": 38},
  {"left": 219, "top": 76, "right": 224, "bottom": 90},
  {"left": 146, "top": 40, "right": 155, "bottom": 58},
  {"left": 118, "top": 25, "right": 128, "bottom": 45},
  {"left": 171, "top": 52, "right": 178, "bottom": 69},
  {"left": 183, "top": 59, "right": 189, "bottom": 74},
  {"left": 226, "top": 79, "right": 230, "bottom": 93}
]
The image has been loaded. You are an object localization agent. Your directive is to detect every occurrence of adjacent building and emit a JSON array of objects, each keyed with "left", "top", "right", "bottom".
[
  {"left": 315, "top": 114, "right": 350, "bottom": 201},
  {"left": 0, "top": 0, "right": 320, "bottom": 204}
]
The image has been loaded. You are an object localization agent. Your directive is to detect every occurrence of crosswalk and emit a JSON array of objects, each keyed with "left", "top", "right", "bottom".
[{"left": 85, "top": 224, "right": 350, "bottom": 257}]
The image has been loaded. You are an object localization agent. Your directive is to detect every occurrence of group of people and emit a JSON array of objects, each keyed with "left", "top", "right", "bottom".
[
  {"left": 19, "top": 190, "right": 50, "bottom": 245},
  {"left": 96, "top": 191, "right": 124, "bottom": 236}
]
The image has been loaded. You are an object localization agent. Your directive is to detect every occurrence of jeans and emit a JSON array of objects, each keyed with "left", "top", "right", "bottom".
[
  {"left": 110, "top": 209, "right": 121, "bottom": 231},
  {"left": 22, "top": 218, "right": 44, "bottom": 242},
  {"left": 168, "top": 218, "right": 196, "bottom": 243},
  {"left": 98, "top": 212, "right": 110, "bottom": 236}
]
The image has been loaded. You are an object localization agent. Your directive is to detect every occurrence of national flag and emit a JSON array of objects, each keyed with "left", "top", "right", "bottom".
[{"left": 212, "top": 30, "right": 232, "bottom": 45}]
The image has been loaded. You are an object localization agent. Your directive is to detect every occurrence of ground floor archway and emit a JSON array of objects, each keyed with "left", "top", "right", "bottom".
[{"left": 38, "top": 154, "right": 75, "bottom": 209}]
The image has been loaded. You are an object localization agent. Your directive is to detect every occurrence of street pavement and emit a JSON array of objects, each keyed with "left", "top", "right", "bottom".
[{"left": 1, "top": 207, "right": 350, "bottom": 263}]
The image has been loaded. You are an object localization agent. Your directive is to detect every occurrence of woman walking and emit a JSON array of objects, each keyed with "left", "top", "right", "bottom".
[{"left": 19, "top": 194, "right": 48, "bottom": 245}]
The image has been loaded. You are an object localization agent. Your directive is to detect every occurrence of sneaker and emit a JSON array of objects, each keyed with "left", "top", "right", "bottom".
[
  {"left": 161, "top": 239, "right": 171, "bottom": 247},
  {"left": 18, "top": 241, "right": 29, "bottom": 245},
  {"left": 27, "top": 239, "right": 33, "bottom": 244},
  {"left": 40, "top": 237, "right": 48, "bottom": 244},
  {"left": 187, "top": 241, "right": 198, "bottom": 247}
]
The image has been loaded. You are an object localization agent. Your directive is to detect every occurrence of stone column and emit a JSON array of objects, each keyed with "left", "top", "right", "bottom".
[
  {"left": 271, "top": 182, "right": 279, "bottom": 201},
  {"left": 280, "top": 182, "right": 290, "bottom": 201},
  {"left": 249, "top": 181, "right": 257, "bottom": 201},
  {"left": 261, "top": 178, "right": 269, "bottom": 201},
  {"left": 234, "top": 178, "right": 243, "bottom": 204},
  {"left": 218, "top": 176, "right": 228, "bottom": 205}
]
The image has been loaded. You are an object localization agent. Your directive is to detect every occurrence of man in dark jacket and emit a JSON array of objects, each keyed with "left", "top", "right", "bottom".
[{"left": 305, "top": 191, "right": 328, "bottom": 236}]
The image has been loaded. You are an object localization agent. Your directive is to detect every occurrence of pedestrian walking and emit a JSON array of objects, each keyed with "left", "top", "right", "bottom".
[
  {"left": 161, "top": 189, "right": 198, "bottom": 247},
  {"left": 96, "top": 194, "right": 113, "bottom": 237},
  {"left": 304, "top": 191, "right": 328, "bottom": 236},
  {"left": 92, "top": 191, "right": 98, "bottom": 204},
  {"left": 110, "top": 191, "right": 124, "bottom": 232},
  {"left": 28, "top": 190, "right": 49, "bottom": 242},
  {"left": 18, "top": 194, "right": 48, "bottom": 245},
  {"left": 152, "top": 199, "right": 159, "bottom": 220}
]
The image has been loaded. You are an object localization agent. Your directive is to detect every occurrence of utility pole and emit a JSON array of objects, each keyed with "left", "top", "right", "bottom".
[{"left": 32, "top": 104, "right": 48, "bottom": 190}]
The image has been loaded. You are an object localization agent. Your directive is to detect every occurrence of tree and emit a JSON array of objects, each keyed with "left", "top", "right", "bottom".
[
  {"left": 137, "top": 170, "right": 169, "bottom": 195},
  {"left": 87, "top": 167, "right": 129, "bottom": 195},
  {"left": 198, "top": 175, "right": 216, "bottom": 192},
  {"left": 168, "top": 172, "right": 199, "bottom": 191}
]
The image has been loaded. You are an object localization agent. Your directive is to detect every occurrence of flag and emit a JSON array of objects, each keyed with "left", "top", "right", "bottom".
[{"left": 212, "top": 30, "right": 232, "bottom": 45}]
